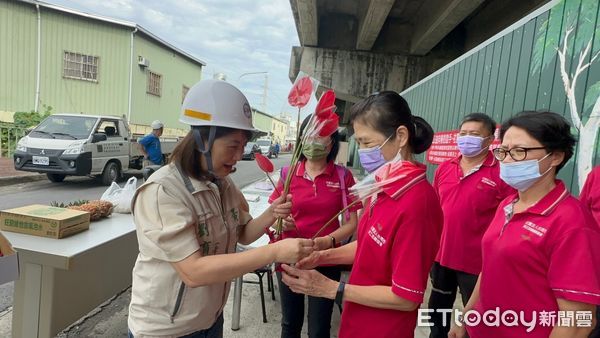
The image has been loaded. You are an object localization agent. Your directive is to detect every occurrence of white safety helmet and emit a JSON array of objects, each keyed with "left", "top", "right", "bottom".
[
  {"left": 180, "top": 79, "right": 258, "bottom": 133},
  {"left": 151, "top": 120, "right": 164, "bottom": 129},
  {"left": 179, "top": 79, "right": 259, "bottom": 177}
]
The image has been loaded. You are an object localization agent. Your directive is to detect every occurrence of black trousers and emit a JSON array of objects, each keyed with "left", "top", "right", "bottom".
[
  {"left": 590, "top": 306, "right": 600, "bottom": 338},
  {"left": 427, "top": 262, "right": 478, "bottom": 338},
  {"left": 276, "top": 265, "right": 341, "bottom": 338}
]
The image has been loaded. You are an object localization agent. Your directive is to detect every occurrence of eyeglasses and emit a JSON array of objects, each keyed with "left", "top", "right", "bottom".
[{"left": 493, "top": 147, "right": 546, "bottom": 161}]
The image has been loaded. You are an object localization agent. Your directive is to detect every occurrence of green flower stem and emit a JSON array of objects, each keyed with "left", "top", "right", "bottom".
[{"left": 311, "top": 199, "right": 362, "bottom": 239}]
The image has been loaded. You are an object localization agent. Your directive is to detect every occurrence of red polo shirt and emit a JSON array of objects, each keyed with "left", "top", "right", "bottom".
[
  {"left": 468, "top": 180, "right": 600, "bottom": 338},
  {"left": 433, "top": 151, "right": 514, "bottom": 275},
  {"left": 580, "top": 166, "right": 600, "bottom": 225},
  {"left": 269, "top": 160, "right": 361, "bottom": 239},
  {"left": 339, "top": 162, "right": 443, "bottom": 338}
]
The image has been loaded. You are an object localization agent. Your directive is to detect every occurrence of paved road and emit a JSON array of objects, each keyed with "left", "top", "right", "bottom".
[{"left": 0, "top": 154, "right": 292, "bottom": 313}]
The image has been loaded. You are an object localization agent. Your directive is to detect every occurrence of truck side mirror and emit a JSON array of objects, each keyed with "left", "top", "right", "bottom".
[{"left": 92, "top": 133, "right": 107, "bottom": 143}]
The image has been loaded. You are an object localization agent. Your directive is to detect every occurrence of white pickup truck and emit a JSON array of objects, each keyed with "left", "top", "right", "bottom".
[{"left": 13, "top": 114, "right": 179, "bottom": 185}]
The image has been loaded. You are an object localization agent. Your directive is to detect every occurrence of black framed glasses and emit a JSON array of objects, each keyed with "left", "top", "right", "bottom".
[{"left": 493, "top": 147, "right": 547, "bottom": 161}]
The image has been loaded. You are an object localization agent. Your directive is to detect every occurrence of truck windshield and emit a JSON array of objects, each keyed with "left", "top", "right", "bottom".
[{"left": 32, "top": 116, "right": 96, "bottom": 140}]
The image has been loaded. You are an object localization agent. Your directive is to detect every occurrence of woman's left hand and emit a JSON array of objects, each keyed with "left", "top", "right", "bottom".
[
  {"left": 271, "top": 194, "right": 293, "bottom": 219},
  {"left": 280, "top": 264, "right": 338, "bottom": 299}
]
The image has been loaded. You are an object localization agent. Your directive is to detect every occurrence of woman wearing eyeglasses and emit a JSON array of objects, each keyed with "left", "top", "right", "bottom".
[{"left": 449, "top": 111, "right": 600, "bottom": 338}]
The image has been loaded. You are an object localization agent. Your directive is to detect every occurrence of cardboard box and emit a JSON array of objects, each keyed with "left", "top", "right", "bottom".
[
  {"left": 0, "top": 231, "right": 19, "bottom": 285},
  {"left": 0, "top": 205, "right": 90, "bottom": 239}
]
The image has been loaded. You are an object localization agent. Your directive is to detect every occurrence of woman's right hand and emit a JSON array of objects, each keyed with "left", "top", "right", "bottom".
[
  {"left": 272, "top": 238, "right": 314, "bottom": 263},
  {"left": 448, "top": 324, "right": 467, "bottom": 338}
]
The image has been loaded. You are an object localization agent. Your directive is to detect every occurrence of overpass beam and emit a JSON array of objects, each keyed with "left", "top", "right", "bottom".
[
  {"left": 290, "top": 46, "right": 429, "bottom": 102},
  {"left": 356, "top": 0, "right": 395, "bottom": 51},
  {"left": 290, "top": 0, "right": 318, "bottom": 46},
  {"left": 410, "top": 0, "right": 484, "bottom": 55}
]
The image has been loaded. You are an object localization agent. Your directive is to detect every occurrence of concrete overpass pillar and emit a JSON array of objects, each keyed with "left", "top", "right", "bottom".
[{"left": 290, "top": 46, "right": 430, "bottom": 103}]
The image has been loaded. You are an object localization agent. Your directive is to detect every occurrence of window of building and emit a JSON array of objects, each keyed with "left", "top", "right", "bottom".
[
  {"left": 63, "top": 51, "right": 99, "bottom": 82},
  {"left": 182, "top": 85, "right": 190, "bottom": 103},
  {"left": 147, "top": 71, "right": 162, "bottom": 96}
]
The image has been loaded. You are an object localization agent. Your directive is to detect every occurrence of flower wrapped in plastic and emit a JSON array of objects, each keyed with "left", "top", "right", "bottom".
[{"left": 269, "top": 87, "right": 340, "bottom": 239}]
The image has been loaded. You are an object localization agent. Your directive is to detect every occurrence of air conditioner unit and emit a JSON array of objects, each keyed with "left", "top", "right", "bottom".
[{"left": 138, "top": 56, "right": 150, "bottom": 68}]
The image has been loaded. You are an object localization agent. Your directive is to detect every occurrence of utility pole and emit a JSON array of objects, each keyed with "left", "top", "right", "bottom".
[
  {"left": 238, "top": 71, "right": 268, "bottom": 114},
  {"left": 262, "top": 73, "right": 268, "bottom": 114}
]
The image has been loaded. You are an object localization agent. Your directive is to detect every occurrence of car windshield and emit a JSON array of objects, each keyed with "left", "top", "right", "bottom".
[
  {"left": 245, "top": 142, "right": 257, "bottom": 151},
  {"left": 256, "top": 140, "right": 271, "bottom": 147},
  {"left": 32, "top": 116, "right": 96, "bottom": 140}
]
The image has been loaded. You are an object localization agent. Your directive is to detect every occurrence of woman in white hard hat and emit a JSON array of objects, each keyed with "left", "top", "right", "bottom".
[{"left": 127, "top": 79, "right": 314, "bottom": 338}]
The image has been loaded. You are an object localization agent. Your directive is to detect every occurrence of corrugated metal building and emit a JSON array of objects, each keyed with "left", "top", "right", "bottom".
[{"left": 0, "top": 0, "right": 205, "bottom": 135}]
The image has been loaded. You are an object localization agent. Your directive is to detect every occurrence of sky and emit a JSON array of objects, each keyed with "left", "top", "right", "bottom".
[{"left": 46, "top": 0, "right": 315, "bottom": 120}]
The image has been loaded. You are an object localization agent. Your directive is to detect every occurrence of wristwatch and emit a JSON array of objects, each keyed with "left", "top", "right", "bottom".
[
  {"left": 335, "top": 281, "right": 346, "bottom": 306},
  {"left": 328, "top": 235, "right": 336, "bottom": 248}
]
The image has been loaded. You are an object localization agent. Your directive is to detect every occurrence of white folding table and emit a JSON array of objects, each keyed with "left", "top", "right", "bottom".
[{"left": 4, "top": 213, "right": 138, "bottom": 338}]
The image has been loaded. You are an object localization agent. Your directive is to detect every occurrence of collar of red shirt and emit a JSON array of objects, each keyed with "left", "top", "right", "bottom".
[
  {"left": 451, "top": 150, "right": 497, "bottom": 167},
  {"left": 295, "top": 159, "right": 335, "bottom": 179},
  {"left": 504, "top": 180, "right": 570, "bottom": 216},
  {"left": 376, "top": 161, "right": 427, "bottom": 200}
]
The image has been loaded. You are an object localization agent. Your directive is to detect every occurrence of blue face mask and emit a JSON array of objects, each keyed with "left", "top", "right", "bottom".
[
  {"left": 358, "top": 135, "right": 392, "bottom": 173},
  {"left": 499, "top": 153, "right": 553, "bottom": 192}
]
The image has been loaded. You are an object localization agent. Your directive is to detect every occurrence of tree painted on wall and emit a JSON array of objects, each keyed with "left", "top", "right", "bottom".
[{"left": 532, "top": 0, "right": 600, "bottom": 192}]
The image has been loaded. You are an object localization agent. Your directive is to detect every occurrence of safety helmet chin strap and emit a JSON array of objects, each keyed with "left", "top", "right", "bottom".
[{"left": 192, "top": 126, "right": 217, "bottom": 179}]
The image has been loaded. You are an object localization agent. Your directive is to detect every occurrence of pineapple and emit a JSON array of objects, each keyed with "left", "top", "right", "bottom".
[
  {"left": 52, "top": 200, "right": 113, "bottom": 222},
  {"left": 87, "top": 200, "right": 114, "bottom": 218},
  {"left": 68, "top": 203, "right": 102, "bottom": 221}
]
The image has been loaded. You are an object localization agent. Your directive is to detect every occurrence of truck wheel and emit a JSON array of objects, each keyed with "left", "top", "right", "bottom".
[
  {"left": 101, "top": 162, "right": 121, "bottom": 186},
  {"left": 47, "top": 173, "right": 66, "bottom": 183}
]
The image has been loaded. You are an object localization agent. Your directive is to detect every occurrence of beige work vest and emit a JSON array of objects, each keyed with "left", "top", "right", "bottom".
[{"left": 128, "top": 164, "right": 251, "bottom": 337}]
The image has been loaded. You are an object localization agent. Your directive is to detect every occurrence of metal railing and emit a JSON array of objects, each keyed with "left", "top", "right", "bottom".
[{"left": 0, "top": 123, "right": 28, "bottom": 158}]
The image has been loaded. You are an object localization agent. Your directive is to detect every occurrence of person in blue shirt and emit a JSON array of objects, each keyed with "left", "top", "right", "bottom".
[
  {"left": 274, "top": 142, "right": 281, "bottom": 157},
  {"left": 138, "top": 120, "right": 164, "bottom": 166}
]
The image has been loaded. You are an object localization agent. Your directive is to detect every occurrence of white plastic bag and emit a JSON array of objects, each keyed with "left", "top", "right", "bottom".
[{"left": 100, "top": 177, "right": 137, "bottom": 214}]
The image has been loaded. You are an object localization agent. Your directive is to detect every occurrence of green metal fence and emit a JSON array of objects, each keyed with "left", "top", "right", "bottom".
[
  {"left": 402, "top": 0, "right": 600, "bottom": 193},
  {"left": 0, "top": 123, "right": 28, "bottom": 158}
]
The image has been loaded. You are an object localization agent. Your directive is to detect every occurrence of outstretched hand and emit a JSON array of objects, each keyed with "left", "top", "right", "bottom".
[
  {"left": 271, "top": 238, "right": 314, "bottom": 263},
  {"left": 280, "top": 264, "right": 338, "bottom": 299}
]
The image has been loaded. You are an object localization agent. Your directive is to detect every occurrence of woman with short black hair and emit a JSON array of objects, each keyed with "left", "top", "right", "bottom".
[{"left": 450, "top": 111, "right": 600, "bottom": 338}]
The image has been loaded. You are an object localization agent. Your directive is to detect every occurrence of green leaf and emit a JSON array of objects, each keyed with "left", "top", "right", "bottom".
[{"left": 533, "top": 0, "right": 600, "bottom": 74}]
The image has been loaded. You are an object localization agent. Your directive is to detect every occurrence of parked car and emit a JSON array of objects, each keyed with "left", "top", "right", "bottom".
[{"left": 243, "top": 142, "right": 261, "bottom": 160}]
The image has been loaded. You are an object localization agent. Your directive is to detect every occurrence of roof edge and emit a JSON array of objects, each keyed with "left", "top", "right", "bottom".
[{"left": 19, "top": 0, "right": 207, "bottom": 67}]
